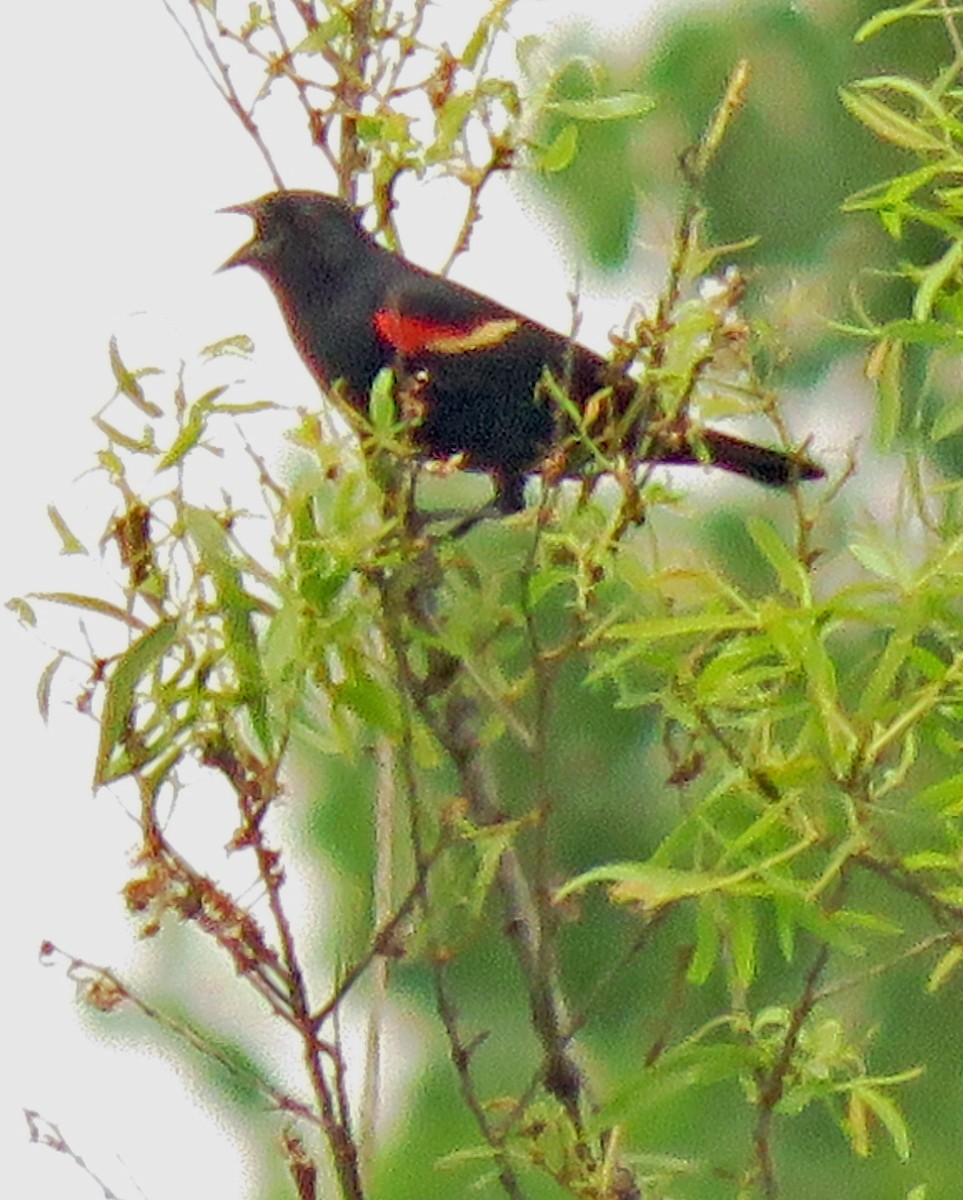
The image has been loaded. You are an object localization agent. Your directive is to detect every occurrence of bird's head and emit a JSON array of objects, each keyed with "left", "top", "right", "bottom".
[{"left": 220, "top": 190, "right": 367, "bottom": 277}]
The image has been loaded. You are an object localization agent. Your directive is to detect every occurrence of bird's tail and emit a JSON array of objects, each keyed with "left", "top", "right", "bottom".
[{"left": 651, "top": 428, "right": 824, "bottom": 487}]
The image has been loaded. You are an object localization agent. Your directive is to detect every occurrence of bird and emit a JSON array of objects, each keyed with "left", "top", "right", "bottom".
[{"left": 222, "top": 190, "right": 823, "bottom": 513}]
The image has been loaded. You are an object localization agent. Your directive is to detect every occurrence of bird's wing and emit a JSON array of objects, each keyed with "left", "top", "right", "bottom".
[{"left": 373, "top": 267, "right": 523, "bottom": 357}]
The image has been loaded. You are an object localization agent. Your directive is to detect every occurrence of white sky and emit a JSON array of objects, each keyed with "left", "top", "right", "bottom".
[{"left": 2, "top": 2, "right": 665, "bottom": 1198}]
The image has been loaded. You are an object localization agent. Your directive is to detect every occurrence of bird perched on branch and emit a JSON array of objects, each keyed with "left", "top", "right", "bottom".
[{"left": 223, "top": 190, "right": 823, "bottom": 512}]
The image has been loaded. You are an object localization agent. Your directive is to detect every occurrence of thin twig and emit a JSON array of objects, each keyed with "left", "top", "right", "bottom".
[
  {"left": 168, "top": 0, "right": 285, "bottom": 188},
  {"left": 40, "top": 944, "right": 322, "bottom": 1126},
  {"left": 24, "top": 1110, "right": 138, "bottom": 1200},
  {"left": 751, "top": 944, "right": 830, "bottom": 1199}
]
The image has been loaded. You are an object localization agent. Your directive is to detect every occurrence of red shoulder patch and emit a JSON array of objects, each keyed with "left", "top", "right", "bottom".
[
  {"left": 374, "top": 309, "right": 519, "bottom": 355},
  {"left": 373, "top": 309, "right": 468, "bottom": 354}
]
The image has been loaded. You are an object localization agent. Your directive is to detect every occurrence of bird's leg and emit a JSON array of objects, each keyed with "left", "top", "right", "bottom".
[{"left": 493, "top": 468, "right": 527, "bottom": 515}]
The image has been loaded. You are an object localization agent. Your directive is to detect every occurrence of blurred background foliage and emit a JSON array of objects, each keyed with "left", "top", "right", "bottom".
[
  {"left": 536, "top": 0, "right": 940, "bottom": 280},
  {"left": 354, "top": 4, "right": 963, "bottom": 1197}
]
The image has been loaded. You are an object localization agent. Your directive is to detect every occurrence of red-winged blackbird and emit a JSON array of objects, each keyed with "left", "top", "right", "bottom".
[{"left": 223, "top": 190, "right": 823, "bottom": 512}]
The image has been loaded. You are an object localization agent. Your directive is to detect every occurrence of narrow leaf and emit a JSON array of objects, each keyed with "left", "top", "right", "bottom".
[
  {"left": 746, "top": 516, "right": 808, "bottom": 601},
  {"left": 839, "top": 88, "right": 946, "bottom": 153},
  {"left": 37, "top": 652, "right": 67, "bottom": 721},
  {"left": 186, "top": 508, "right": 272, "bottom": 753},
  {"left": 556, "top": 862, "right": 727, "bottom": 909},
  {"left": 201, "top": 334, "right": 255, "bottom": 359},
  {"left": 854, "top": 0, "right": 935, "bottom": 43},
  {"left": 47, "top": 506, "right": 87, "bottom": 555},
  {"left": 931, "top": 395, "right": 963, "bottom": 443},
  {"left": 857, "top": 1085, "right": 913, "bottom": 1161},
  {"left": 605, "top": 610, "right": 760, "bottom": 645},
  {"left": 29, "top": 592, "right": 148, "bottom": 630},
  {"left": 688, "top": 898, "right": 720, "bottom": 984},
  {"left": 369, "top": 368, "right": 396, "bottom": 432},
  {"left": 927, "top": 943, "right": 963, "bottom": 993},
  {"left": 548, "top": 92, "right": 654, "bottom": 121},
  {"left": 95, "top": 620, "right": 179, "bottom": 785},
  {"left": 728, "top": 896, "right": 757, "bottom": 988},
  {"left": 868, "top": 338, "right": 902, "bottom": 451},
  {"left": 914, "top": 241, "right": 963, "bottom": 322},
  {"left": 157, "top": 404, "right": 208, "bottom": 471},
  {"left": 108, "top": 336, "right": 163, "bottom": 416}
]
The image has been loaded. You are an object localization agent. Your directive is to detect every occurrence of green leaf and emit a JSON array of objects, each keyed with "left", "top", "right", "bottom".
[
  {"left": 555, "top": 862, "right": 731, "bottom": 909},
  {"left": 47, "top": 505, "right": 87, "bottom": 555},
  {"left": 927, "top": 943, "right": 963, "bottom": 992},
  {"left": 157, "top": 403, "right": 208, "bottom": 471},
  {"left": 535, "top": 123, "right": 579, "bottom": 173},
  {"left": 746, "top": 516, "right": 809, "bottom": 602},
  {"left": 108, "top": 336, "right": 163, "bottom": 416},
  {"left": 857, "top": 630, "right": 913, "bottom": 720},
  {"left": 728, "top": 896, "right": 757, "bottom": 988},
  {"left": 460, "top": 0, "right": 514, "bottom": 70},
  {"left": 6, "top": 596, "right": 37, "bottom": 626},
  {"left": 848, "top": 537, "right": 906, "bottom": 584},
  {"left": 692, "top": 637, "right": 779, "bottom": 707},
  {"left": 839, "top": 88, "right": 947, "bottom": 154},
  {"left": 831, "top": 319, "right": 963, "bottom": 346},
  {"left": 799, "top": 627, "right": 858, "bottom": 774},
  {"left": 931, "top": 394, "right": 963, "bottom": 443},
  {"left": 854, "top": 0, "right": 935, "bottom": 43},
  {"left": 849, "top": 162, "right": 947, "bottom": 211},
  {"left": 604, "top": 610, "right": 760, "bottom": 646},
  {"left": 93, "top": 416, "right": 157, "bottom": 455},
  {"left": 210, "top": 399, "right": 277, "bottom": 416},
  {"left": 857, "top": 74, "right": 963, "bottom": 138},
  {"left": 911, "top": 769, "right": 963, "bottom": 812},
  {"left": 334, "top": 673, "right": 401, "bottom": 737},
  {"left": 914, "top": 241, "right": 963, "bottom": 322},
  {"left": 185, "top": 508, "right": 273, "bottom": 753},
  {"left": 856, "top": 1085, "right": 913, "bottom": 1161},
  {"left": 357, "top": 111, "right": 412, "bottom": 146},
  {"left": 435, "top": 1143, "right": 501, "bottom": 1170},
  {"left": 774, "top": 893, "right": 797, "bottom": 963},
  {"left": 295, "top": 9, "right": 350, "bottom": 53},
  {"left": 201, "top": 334, "right": 255, "bottom": 359},
  {"left": 368, "top": 368, "right": 396, "bottom": 432},
  {"left": 29, "top": 592, "right": 148, "bottom": 630},
  {"left": 428, "top": 93, "right": 475, "bottom": 162},
  {"left": 95, "top": 620, "right": 179, "bottom": 785},
  {"left": 688, "top": 897, "right": 721, "bottom": 984},
  {"left": 37, "top": 652, "right": 67, "bottom": 721},
  {"left": 547, "top": 92, "right": 654, "bottom": 121},
  {"left": 872, "top": 338, "right": 903, "bottom": 452}
]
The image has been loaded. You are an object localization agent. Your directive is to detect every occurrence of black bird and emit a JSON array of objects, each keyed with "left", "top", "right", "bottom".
[{"left": 223, "top": 190, "right": 823, "bottom": 511}]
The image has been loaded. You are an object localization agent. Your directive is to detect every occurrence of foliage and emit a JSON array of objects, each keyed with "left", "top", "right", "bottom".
[{"left": 14, "top": 2, "right": 963, "bottom": 1200}]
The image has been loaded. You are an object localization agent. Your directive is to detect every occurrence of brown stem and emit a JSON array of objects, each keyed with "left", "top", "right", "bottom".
[
  {"left": 376, "top": 555, "right": 582, "bottom": 1122},
  {"left": 432, "top": 962, "right": 530, "bottom": 1200},
  {"left": 200, "top": 740, "right": 364, "bottom": 1199},
  {"left": 337, "top": 0, "right": 375, "bottom": 201},
  {"left": 751, "top": 945, "right": 830, "bottom": 1199},
  {"left": 172, "top": 1, "right": 285, "bottom": 188}
]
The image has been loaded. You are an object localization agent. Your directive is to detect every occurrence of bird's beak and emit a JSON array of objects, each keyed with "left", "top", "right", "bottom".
[
  {"left": 218, "top": 201, "right": 259, "bottom": 271},
  {"left": 218, "top": 242, "right": 252, "bottom": 271}
]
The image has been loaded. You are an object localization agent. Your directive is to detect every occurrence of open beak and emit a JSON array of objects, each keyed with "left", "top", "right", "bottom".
[
  {"left": 219, "top": 201, "right": 258, "bottom": 218},
  {"left": 218, "top": 201, "right": 259, "bottom": 271}
]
